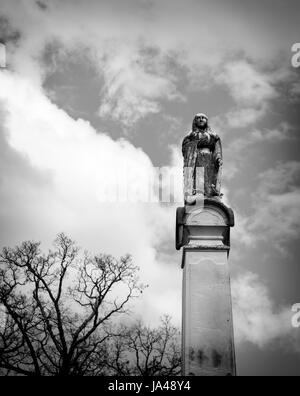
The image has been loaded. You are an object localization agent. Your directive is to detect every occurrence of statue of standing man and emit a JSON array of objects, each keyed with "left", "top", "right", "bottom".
[{"left": 182, "top": 113, "right": 223, "bottom": 204}]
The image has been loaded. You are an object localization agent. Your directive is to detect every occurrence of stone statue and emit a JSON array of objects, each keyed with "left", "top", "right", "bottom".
[{"left": 182, "top": 113, "right": 223, "bottom": 204}]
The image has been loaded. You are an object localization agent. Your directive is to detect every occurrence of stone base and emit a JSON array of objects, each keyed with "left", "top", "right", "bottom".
[
  {"left": 182, "top": 249, "right": 236, "bottom": 376},
  {"left": 177, "top": 198, "right": 236, "bottom": 376}
]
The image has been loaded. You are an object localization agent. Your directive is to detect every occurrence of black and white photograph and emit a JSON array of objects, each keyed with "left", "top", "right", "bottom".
[{"left": 0, "top": 0, "right": 300, "bottom": 381}]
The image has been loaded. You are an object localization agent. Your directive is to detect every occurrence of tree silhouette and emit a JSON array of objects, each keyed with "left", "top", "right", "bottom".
[
  {"left": 0, "top": 234, "right": 144, "bottom": 376},
  {"left": 101, "top": 316, "right": 181, "bottom": 376},
  {"left": 0, "top": 234, "right": 181, "bottom": 376}
]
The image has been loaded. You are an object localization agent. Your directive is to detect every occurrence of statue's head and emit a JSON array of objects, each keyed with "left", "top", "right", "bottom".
[{"left": 193, "top": 113, "right": 208, "bottom": 131}]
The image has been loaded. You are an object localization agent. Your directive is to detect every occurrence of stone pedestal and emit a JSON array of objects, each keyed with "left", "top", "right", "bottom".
[{"left": 176, "top": 199, "right": 236, "bottom": 376}]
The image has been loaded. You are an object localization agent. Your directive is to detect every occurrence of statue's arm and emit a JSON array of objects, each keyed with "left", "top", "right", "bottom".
[
  {"left": 182, "top": 134, "right": 192, "bottom": 156},
  {"left": 214, "top": 136, "right": 223, "bottom": 165}
]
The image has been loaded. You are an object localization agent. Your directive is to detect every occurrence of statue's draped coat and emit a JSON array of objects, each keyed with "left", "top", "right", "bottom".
[{"left": 182, "top": 119, "right": 222, "bottom": 198}]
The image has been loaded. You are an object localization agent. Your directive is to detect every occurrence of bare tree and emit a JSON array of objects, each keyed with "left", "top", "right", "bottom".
[
  {"left": 101, "top": 316, "right": 181, "bottom": 376},
  {"left": 0, "top": 234, "right": 144, "bottom": 376}
]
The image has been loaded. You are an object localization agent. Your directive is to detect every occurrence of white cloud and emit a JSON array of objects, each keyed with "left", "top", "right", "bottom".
[
  {"left": 222, "top": 122, "right": 296, "bottom": 181},
  {"left": 225, "top": 107, "right": 267, "bottom": 129},
  {"left": 251, "top": 122, "right": 295, "bottom": 142},
  {"left": 232, "top": 272, "right": 299, "bottom": 350},
  {"left": 234, "top": 162, "right": 300, "bottom": 250},
  {"left": 1, "top": 0, "right": 297, "bottom": 128},
  {"left": 0, "top": 70, "right": 182, "bottom": 325},
  {"left": 217, "top": 61, "right": 277, "bottom": 106},
  {"left": 215, "top": 61, "right": 278, "bottom": 128},
  {"left": 97, "top": 46, "right": 183, "bottom": 126},
  {"left": 248, "top": 163, "right": 300, "bottom": 249},
  {"left": 0, "top": 0, "right": 187, "bottom": 126}
]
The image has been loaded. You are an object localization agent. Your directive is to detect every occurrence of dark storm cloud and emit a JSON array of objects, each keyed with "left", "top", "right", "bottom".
[
  {"left": 35, "top": 1, "right": 48, "bottom": 11},
  {"left": 0, "top": 16, "right": 20, "bottom": 45}
]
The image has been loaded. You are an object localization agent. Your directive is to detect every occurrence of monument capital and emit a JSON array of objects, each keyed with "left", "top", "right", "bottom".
[{"left": 176, "top": 198, "right": 234, "bottom": 251}]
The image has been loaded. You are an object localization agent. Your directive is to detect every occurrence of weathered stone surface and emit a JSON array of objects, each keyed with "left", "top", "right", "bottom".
[
  {"left": 182, "top": 114, "right": 223, "bottom": 201},
  {"left": 179, "top": 200, "right": 236, "bottom": 376},
  {"left": 178, "top": 115, "right": 235, "bottom": 376},
  {"left": 182, "top": 250, "right": 236, "bottom": 376},
  {"left": 176, "top": 199, "right": 234, "bottom": 251}
]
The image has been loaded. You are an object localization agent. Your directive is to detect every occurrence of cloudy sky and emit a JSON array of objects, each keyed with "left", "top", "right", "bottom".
[{"left": 0, "top": 0, "right": 300, "bottom": 376}]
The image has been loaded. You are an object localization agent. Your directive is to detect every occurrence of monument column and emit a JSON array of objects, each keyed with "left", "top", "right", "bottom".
[
  {"left": 178, "top": 113, "right": 236, "bottom": 376},
  {"left": 177, "top": 199, "right": 236, "bottom": 376}
]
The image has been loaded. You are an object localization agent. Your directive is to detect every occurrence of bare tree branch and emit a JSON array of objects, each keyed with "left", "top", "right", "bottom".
[
  {"left": 101, "top": 316, "right": 181, "bottom": 376},
  {"left": 0, "top": 234, "right": 145, "bottom": 376}
]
